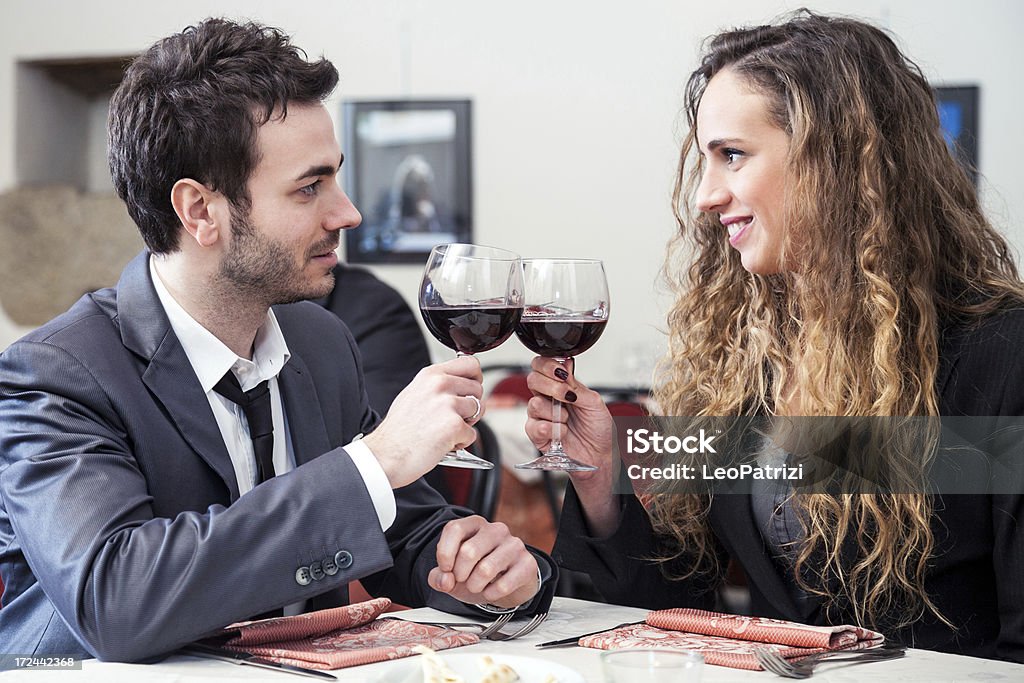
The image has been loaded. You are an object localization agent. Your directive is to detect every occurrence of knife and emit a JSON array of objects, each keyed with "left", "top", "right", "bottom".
[
  {"left": 535, "top": 620, "right": 645, "bottom": 648},
  {"left": 182, "top": 643, "right": 337, "bottom": 680}
]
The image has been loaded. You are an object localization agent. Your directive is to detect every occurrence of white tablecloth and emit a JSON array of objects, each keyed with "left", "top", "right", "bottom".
[{"left": 4, "top": 597, "right": 1022, "bottom": 682}]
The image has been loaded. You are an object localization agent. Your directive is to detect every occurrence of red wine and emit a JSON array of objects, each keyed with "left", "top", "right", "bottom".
[
  {"left": 515, "top": 317, "right": 607, "bottom": 357},
  {"left": 420, "top": 306, "right": 523, "bottom": 354}
]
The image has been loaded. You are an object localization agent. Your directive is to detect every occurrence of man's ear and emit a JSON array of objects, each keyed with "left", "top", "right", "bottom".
[{"left": 170, "top": 179, "right": 228, "bottom": 248}]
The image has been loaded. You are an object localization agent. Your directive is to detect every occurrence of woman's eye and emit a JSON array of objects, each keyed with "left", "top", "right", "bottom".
[
  {"left": 723, "top": 148, "right": 744, "bottom": 164},
  {"left": 298, "top": 180, "right": 322, "bottom": 197}
]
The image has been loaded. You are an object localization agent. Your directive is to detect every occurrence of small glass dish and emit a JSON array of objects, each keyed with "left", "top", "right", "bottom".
[{"left": 600, "top": 648, "right": 704, "bottom": 683}]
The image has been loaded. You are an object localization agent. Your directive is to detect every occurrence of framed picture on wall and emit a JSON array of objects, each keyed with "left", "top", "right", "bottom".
[
  {"left": 935, "top": 85, "right": 979, "bottom": 187},
  {"left": 342, "top": 99, "right": 473, "bottom": 264}
]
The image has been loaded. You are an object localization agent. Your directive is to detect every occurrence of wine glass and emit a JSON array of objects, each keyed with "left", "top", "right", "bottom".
[
  {"left": 419, "top": 243, "right": 524, "bottom": 469},
  {"left": 514, "top": 258, "right": 610, "bottom": 471}
]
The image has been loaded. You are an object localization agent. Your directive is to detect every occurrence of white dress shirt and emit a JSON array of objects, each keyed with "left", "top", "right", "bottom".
[{"left": 148, "top": 257, "right": 396, "bottom": 530}]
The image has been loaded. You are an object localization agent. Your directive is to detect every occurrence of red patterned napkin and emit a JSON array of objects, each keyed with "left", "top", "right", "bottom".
[
  {"left": 207, "top": 598, "right": 479, "bottom": 670},
  {"left": 580, "top": 608, "right": 883, "bottom": 671}
]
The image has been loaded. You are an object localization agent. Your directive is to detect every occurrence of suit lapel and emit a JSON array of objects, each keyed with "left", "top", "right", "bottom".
[
  {"left": 118, "top": 251, "right": 239, "bottom": 500},
  {"left": 278, "top": 353, "right": 332, "bottom": 466},
  {"left": 143, "top": 342, "right": 239, "bottom": 500}
]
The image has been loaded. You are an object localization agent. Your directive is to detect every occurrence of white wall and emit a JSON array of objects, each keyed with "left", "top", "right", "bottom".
[{"left": 2, "top": 0, "right": 1022, "bottom": 386}]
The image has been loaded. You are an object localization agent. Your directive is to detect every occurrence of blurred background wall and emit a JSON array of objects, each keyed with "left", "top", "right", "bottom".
[{"left": 1, "top": 0, "right": 1021, "bottom": 387}]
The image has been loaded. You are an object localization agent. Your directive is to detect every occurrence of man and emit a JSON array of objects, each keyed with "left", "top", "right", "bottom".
[{"left": 0, "top": 19, "right": 553, "bottom": 662}]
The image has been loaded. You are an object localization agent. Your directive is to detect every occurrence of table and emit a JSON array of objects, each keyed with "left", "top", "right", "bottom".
[{"left": 4, "top": 597, "right": 1022, "bottom": 682}]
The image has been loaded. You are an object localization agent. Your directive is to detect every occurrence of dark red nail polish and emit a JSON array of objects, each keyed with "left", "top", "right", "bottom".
[
  {"left": 565, "top": 391, "right": 577, "bottom": 402},
  {"left": 554, "top": 368, "right": 569, "bottom": 381}
]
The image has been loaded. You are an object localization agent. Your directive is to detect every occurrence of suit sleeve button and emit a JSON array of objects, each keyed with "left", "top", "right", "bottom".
[
  {"left": 334, "top": 550, "right": 353, "bottom": 569},
  {"left": 309, "top": 561, "right": 325, "bottom": 581},
  {"left": 323, "top": 555, "right": 339, "bottom": 576},
  {"left": 295, "top": 566, "right": 312, "bottom": 586}
]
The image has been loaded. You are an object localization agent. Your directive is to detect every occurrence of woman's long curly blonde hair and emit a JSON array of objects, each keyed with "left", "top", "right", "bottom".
[{"left": 652, "top": 10, "right": 1024, "bottom": 631}]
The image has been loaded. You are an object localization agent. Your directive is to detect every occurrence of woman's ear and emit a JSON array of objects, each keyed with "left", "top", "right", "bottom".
[{"left": 170, "top": 179, "right": 226, "bottom": 248}]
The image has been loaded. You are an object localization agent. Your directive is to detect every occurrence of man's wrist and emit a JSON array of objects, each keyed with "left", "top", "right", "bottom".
[
  {"left": 474, "top": 601, "right": 519, "bottom": 614},
  {"left": 359, "top": 429, "right": 401, "bottom": 488},
  {"left": 343, "top": 436, "right": 397, "bottom": 530},
  {"left": 472, "top": 563, "right": 543, "bottom": 614}
]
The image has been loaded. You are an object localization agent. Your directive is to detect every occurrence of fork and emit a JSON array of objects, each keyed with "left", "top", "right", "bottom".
[
  {"left": 385, "top": 611, "right": 548, "bottom": 641},
  {"left": 384, "top": 611, "right": 515, "bottom": 639},
  {"left": 484, "top": 611, "right": 549, "bottom": 641},
  {"left": 478, "top": 611, "right": 517, "bottom": 638},
  {"left": 755, "top": 643, "right": 906, "bottom": 678}
]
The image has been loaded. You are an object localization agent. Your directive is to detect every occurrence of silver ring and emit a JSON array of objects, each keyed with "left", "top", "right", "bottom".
[{"left": 465, "top": 395, "right": 482, "bottom": 422}]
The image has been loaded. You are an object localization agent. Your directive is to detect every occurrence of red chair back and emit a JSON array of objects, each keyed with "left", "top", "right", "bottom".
[
  {"left": 607, "top": 400, "right": 648, "bottom": 417},
  {"left": 490, "top": 374, "right": 533, "bottom": 402}
]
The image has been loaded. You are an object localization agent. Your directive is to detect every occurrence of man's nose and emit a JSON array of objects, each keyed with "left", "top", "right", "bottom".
[{"left": 324, "top": 182, "right": 362, "bottom": 231}]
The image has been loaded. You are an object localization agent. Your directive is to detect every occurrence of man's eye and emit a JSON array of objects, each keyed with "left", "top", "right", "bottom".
[{"left": 299, "top": 180, "right": 322, "bottom": 196}]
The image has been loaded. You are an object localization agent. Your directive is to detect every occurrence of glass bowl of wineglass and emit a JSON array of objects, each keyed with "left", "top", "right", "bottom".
[
  {"left": 419, "top": 243, "right": 524, "bottom": 469},
  {"left": 514, "top": 258, "right": 609, "bottom": 471}
]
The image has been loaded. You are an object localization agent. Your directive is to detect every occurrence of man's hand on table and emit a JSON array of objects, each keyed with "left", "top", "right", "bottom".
[{"left": 428, "top": 515, "right": 540, "bottom": 610}]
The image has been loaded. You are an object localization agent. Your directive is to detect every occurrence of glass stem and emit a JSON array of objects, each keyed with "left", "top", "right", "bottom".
[{"left": 550, "top": 357, "right": 567, "bottom": 456}]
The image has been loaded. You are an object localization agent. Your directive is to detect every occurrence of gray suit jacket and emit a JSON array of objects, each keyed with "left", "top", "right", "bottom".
[{"left": 0, "top": 252, "right": 553, "bottom": 661}]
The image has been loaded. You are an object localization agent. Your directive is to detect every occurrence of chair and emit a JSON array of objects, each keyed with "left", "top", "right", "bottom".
[
  {"left": 591, "top": 385, "right": 653, "bottom": 417},
  {"left": 489, "top": 371, "right": 533, "bottom": 403},
  {"left": 437, "top": 419, "right": 502, "bottom": 521},
  {"left": 463, "top": 419, "right": 503, "bottom": 520},
  {"left": 484, "top": 367, "right": 563, "bottom": 517}
]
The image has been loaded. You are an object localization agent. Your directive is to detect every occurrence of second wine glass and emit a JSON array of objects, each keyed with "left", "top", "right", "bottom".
[
  {"left": 515, "top": 258, "right": 610, "bottom": 471},
  {"left": 419, "top": 243, "right": 524, "bottom": 469}
]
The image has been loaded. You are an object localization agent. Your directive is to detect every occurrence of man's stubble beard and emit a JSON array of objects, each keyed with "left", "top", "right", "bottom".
[{"left": 217, "top": 205, "right": 337, "bottom": 306}]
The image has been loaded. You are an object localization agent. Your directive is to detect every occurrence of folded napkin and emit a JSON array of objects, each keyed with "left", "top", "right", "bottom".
[
  {"left": 205, "top": 598, "right": 478, "bottom": 670},
  {"left": 580, "top": 607, "right": 883, "bottom": 671}
]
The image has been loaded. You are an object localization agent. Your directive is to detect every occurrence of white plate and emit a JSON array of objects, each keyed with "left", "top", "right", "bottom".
[{"left": 381, "top": 653, "right": 584, "bottom": 683}]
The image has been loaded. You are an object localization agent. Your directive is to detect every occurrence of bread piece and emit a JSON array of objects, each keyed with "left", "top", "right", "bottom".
[
  {"left": 478, "top": 655, "right": 520, "bottom": 683},
  {"left": 412, "top": 645, "right": 464, "bottom": 683}
]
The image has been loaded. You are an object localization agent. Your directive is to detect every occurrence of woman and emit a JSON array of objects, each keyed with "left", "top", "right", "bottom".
[{"left": 526, "top": 11, "right": 1024, "bottom": 662}]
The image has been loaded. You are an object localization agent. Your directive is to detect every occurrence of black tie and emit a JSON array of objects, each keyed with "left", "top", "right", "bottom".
[{"left": 213, "top": 371, "right": 276, "bottom": 486}]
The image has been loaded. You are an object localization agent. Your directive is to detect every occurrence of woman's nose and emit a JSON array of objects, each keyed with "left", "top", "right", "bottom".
[{"left": 695, "top": 166, "right": 729, "bottom": 213}]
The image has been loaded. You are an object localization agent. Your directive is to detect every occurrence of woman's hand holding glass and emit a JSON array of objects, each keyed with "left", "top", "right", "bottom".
[{"left": 524, "top": 357, "right": 615, "bottom": 473}]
